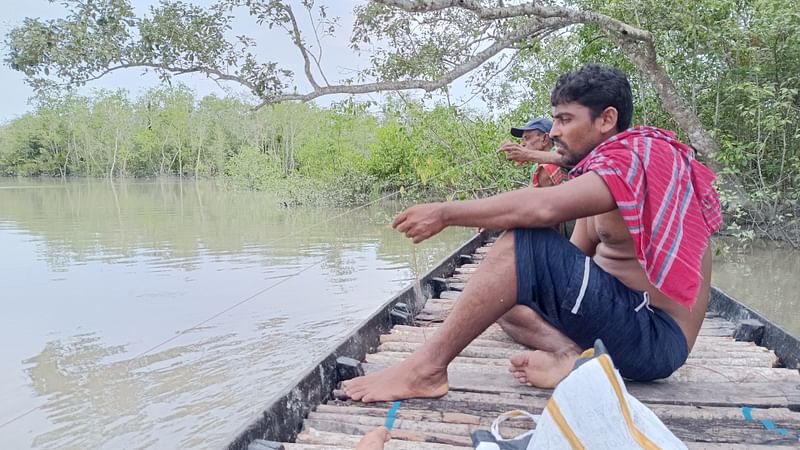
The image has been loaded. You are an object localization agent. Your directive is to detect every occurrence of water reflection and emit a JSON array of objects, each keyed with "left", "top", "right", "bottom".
[
  {"left": 712, "top": 238, "right": 800, "bottom": 337},
  {"left": 0, "top": 180, "right": 432, "bottom": 272},
  {"left": 0, "top": 179, "right": 473, "bottom": 449},
  {"left": 4, "top": 179, "right": 797, "bottom": 449}
]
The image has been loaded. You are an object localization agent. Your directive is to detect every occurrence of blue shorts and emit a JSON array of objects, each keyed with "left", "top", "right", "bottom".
[{"left": 513, "top": 227, "right": 689, "bottom": 381}]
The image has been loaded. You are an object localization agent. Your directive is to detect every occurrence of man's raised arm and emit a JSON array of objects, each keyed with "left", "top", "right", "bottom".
[{"left": 393, "top": 172, "right": 616, "bottom": 243}]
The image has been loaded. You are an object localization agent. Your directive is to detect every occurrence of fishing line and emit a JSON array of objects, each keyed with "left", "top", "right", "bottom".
[
  {"left": 0, "top": 131, "right": 502, "bottom": 431},
  {"left": 124, "top": 147, "right": 499, "bottom": 365}
]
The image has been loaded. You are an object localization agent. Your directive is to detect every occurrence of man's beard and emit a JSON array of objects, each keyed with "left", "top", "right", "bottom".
[{"left": 553, "top": 138, "right": 583, "bottom": 168}]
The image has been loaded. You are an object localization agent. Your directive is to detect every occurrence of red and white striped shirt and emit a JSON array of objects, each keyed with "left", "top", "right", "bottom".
[
  {"left": 570, "top": 126, "right": 722, "bottom": 309},
  {"left": 532, "top": 163, "right": 565, "bottom": 187}
]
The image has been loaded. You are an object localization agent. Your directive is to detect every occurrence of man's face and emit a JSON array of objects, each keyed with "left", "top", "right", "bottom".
[
  {"left": 550, "top": 102, "right": 616, "bottom": 168},
  {"left": 521, "top": 130, "right": 550, "bottom": 152}
]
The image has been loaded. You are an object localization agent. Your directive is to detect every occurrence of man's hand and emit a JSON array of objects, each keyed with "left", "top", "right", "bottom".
[
  {"left": 354, "top": 426, "right": 390, "bottom": 450},
  {"left": 498, "top": 141, "right": 557, "bottom": 166},
  {"left": 392, "top": 203, "right": 447, "bottom": 243}
]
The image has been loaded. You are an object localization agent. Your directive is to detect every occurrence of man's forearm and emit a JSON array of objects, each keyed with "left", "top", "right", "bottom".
[
  {"left": 524, "top": 150, "right": 562, "bottom": 165},
  {"left": 538, "top": 151, "right": 562, "bottom": 165},
  {"left": 441, "top": 189, "right": 553, "bottom": 230}
]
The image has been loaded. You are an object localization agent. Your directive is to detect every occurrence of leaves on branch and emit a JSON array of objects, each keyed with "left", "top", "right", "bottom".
[{"left": 3, "top": 0, "right": 727, "bottom": 157}]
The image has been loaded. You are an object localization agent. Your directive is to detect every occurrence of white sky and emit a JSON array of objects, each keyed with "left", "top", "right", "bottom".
[{"left": 0, "top": 0, "right": 437, "bottom": 123}]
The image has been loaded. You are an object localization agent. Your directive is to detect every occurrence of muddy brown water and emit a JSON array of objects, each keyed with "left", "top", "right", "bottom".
[{"left": 0, "top": 179, "right": 796, "bottom": 449}]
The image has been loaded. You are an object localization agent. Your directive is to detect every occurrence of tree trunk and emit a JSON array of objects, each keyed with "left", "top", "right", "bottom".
[
  {"left": 62, "top": 146, "right": 71, "bottom": 178},
  {"left": 195, "top": 143, "right": 202, "bottom": 179},
  {"left": 109, "top": 130, "right": 118, "bottom": 180},
  {"left": 612, "top": 36, "right": 721, "bottom": 170},
  {"left": 160, "top": 134, "right": 169, "bottom": 175}
]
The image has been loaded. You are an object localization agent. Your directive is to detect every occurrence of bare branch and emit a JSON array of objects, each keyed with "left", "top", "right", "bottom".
[
  {"left": 80, "top": 63, "right": 257, "bottom": 91},
  {"left": 256, "top": 16, "right": 571, "bottom": 107},
  {"left": 365, "top": 1, "right": 720, "bottom": 161},
  {"left": 374, "top": 0, "right": 653, "bottom": 42},
  {"left": 458, "top": 51, "right": 517, "bottom": 108},
  {"left": 305, "top": 5, "right": 331, "bottom": 86},
  {"left": 285, "top": 4, "right": 321, "bottom": 90}
]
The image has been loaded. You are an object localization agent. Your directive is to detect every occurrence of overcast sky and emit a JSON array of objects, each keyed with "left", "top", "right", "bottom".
[{"left": 0, "top": 0, "right": 388, "bottom": 123}]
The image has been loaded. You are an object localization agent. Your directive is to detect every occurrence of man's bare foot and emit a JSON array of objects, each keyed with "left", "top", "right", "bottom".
[
  {"left": 508, "top": 350, "right": 579, "bottom": 388},
  {"left": 342, "top": 357, "right": 448, "bottom": 403},
  {"left": 354, "top": 426, "right": 390, "bottom": 450}
]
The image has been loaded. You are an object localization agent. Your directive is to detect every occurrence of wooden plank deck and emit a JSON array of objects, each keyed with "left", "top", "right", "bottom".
[{"left": 268, "top": 239, "right": 800, "bottom": 449}]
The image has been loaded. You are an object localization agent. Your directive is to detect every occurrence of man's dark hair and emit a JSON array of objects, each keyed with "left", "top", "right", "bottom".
[{"left": 550, "top": 64, "right": 633, "bottom": 132}]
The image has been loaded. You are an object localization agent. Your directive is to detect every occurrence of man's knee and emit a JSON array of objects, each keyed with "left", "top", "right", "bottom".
[
  {"left": 496, "top": 312, "right": 514, "bottom": 333},
  {"left": 498, "top": 305, "right": 527, "bottom": 327},
  {"left": 497, "top": 305, "right": 546, "bottom": 337}
]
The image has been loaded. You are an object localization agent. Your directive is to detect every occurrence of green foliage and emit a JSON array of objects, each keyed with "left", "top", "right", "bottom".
[
  {"left": 224, "top": 146, "right": 282, "bottom": 190},
  {"left": 0, "top": 86, "right": 532, "bottom": 206},
  {"left": 497, "top": 0, "right": 800, "bottom": 241},
  {"left": 4, "top": 0, "right": 800, "bottom": 241}
]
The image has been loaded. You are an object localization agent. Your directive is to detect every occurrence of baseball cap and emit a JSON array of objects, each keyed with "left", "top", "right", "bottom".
[{"left": 511, "top": 117, "right": 553, "bottom": 138}]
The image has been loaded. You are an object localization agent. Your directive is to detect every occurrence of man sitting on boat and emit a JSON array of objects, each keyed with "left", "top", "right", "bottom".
[
  {"left": 342, "top": 64, "right": 722, "bottom": 402},
  {"left": 499, "top": 116, "right": 565, "bottom": 188},
  {"left": 497, "top": 116, "right": 572, "bottom": 240}
]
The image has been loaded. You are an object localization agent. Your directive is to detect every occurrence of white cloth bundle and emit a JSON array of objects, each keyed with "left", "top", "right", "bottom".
[{"left": 472, "top": 340, "right": 686, "bottom": 450}]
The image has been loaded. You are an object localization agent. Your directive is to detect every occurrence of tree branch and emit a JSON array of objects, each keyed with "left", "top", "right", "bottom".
[
  {"left": 371, "top": 0, "right": 722, "bottom": 163},
  {"left": 374, "top": 0, "right": 653, "bottom": 42},
  {"left": 81, "top": 63, "right": 258, "bottom": 91},
  {"left": 610, "top": 35, "right": 722, "bottom": 164},
  {"left": 256, "top": 16, "right": 570, "bottom": 107},
  {"left": 285, "top": 4, "right": 321, "bottom": 90},
  {"left": 305, "top": 5, "right": 331, "bottom": 86}
]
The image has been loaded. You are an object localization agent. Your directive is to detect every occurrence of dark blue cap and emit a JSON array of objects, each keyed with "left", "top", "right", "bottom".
[{"left": 511, "top": 117, "right": 553, "bottom": 138}]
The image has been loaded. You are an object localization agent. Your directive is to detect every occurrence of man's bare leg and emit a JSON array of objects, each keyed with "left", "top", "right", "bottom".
[
  {"left": 497, "top": 305, "right": 580, "bottom": 352},
  {"left": 498, "top": 305, "right": 582, "bottom": 388},
  {"left": 508, "top": 350, "right": 580, "bottom": 389},
  {"left": 342, "top": 231, "right": 520, "bottom": 402}
]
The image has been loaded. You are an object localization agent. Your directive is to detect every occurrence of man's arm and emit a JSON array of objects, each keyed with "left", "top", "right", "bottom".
[
  {"left": 393, "top": 172, "right": 616, "bottom": 243},
  {"left": 498, "top": 143, "right": 561, "bottom": 165}
]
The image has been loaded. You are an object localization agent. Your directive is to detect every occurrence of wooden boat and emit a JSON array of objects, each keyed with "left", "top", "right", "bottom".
[{"left": 226, "top": 231, "right": 800, "bottom": 449}]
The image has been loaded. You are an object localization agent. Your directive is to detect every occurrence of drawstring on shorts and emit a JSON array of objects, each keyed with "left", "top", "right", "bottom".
[{"left": 634, "top": 291, "right": 654, "bottom": 313}]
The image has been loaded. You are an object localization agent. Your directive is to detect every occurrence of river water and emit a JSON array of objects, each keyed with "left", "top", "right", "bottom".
[
  {"left": 0, "top": 179, "right": 797, "bottom": 449},
  {"left": 0, "top": 179, "right": 473, "bottom": 449}
]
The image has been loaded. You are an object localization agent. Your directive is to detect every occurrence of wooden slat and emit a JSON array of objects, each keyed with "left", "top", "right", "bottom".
[
  {"left": 309, "top": 401, "right": 800, "bottom": 446},
  {"left": 288, "top": 432, "right": 800, "bottom": 449},
  {"left": 315, "top": 404, "right": 482, "bottom": 425},
  {"left": 365, "top": 353, "right": 796, "bottom": 383},
  {"left": 300, "top": 419, "right": 472, "bottom": 447},
  {"left": 329, "top": 391, "right": 800, "bottom": 425},
  {"left": 314, "top": 401, "right": 800, "bottom": 446},
  {"left": 376, "top": 340, "right": 778, "bottom": 366},
  {"left": 368, "top": 351, "right": 777, "bottom": 373},
  {"left": 306, "top": 411, "right": 530, "bottom": 438},
  {"left": 360, "top": 363, "right": 800, "bottom": 409},
  {"left": 385, "top": 324, "right": 767, "bottom": 354},
  {"left": 667, "top": 365, "right": 798, "bottom": 382},
  {"left": 439, "top": 291, "right": 461, "bottom": 300},
  {"left": 294, "top": 428, "right": 470, "bottom": 449}
]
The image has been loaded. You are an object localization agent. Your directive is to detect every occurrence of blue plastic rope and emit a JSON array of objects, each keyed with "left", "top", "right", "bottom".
[
  {"left": 761, "top": 419, "right": 790, "bottom": 437},
  {"left": 742, "top": 406, "right": 795, "bottom": 440},
  {"left": 385, "top": 400, "right": 401, "bottom": 431}
]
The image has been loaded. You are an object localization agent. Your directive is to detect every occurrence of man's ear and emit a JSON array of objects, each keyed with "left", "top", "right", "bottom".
[{"left": 597, "top": 107, "right": 619, "bottom": 133}]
